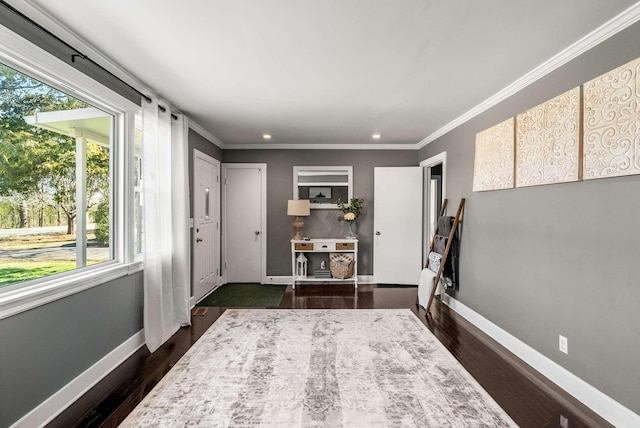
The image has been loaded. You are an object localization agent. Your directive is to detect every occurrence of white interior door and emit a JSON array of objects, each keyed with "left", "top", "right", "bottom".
[
  {"left": 193, "top": 150, "right": 220, "bottom": 301},
  {"left": 223, "top": 164, "right": 266, "bottom": 283},
  {"left": 374, "top": 167, "right": 422, "bottom": 284}
]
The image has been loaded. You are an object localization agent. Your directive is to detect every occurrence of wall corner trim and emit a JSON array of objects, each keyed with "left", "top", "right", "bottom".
[
  {"left": 416, "top": 2, "right": 640, "bottom": 149},
  {"left": 10, "top": 330, "right": 146, "bottom": 428},
  {"left": 442, "top": 295, "right": 640, "bottom": 427}
]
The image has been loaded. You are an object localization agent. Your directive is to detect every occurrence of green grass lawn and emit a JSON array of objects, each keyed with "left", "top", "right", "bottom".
[{"left": 0, "top": 260, "right": 77, "bottom": 287}]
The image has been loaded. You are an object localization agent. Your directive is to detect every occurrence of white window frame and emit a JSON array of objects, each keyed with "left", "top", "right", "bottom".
[{"left": 0, "top": 24, "right": 142, "bottom": 320}]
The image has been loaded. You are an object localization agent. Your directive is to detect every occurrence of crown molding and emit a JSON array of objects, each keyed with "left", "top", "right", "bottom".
[
  {"left": 416, "top": 1, "right": 640, "bottom": 149},
  {"left": 224, "top": 143, "right": 417, "bottom": 150},
  {"left": 188, "top": 120, "right": 226, "bottom": 149},
  {"left": 10, "top": 0, "right": 640, "bottom": 152}
]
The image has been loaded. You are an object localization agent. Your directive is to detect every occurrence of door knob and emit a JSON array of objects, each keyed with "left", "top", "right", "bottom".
[
  {"left": 375, "top": 231, "right": 381, "bottom": 235},
  {"left": 196, "top": 237, "right": 203, "bottom": 242},
  {"left": 255, "top": 230, "right": 260, "bottom": 235}
]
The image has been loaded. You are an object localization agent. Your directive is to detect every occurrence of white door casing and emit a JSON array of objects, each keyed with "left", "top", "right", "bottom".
[
  {"left": 373, "top": 167, "right": 423, "bottom": 284},
  {"left": 193, "top": 150, "right": 220, "bottom": 302},
  {"left": 420, "top": 152, "right": 447, "bottom": 263},
  {"left": 222, "top": 163, "right": 267, "bottom": 283}
]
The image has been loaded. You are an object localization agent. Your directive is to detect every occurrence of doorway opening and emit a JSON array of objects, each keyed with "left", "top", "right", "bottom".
[{"left": 420, "top": 152, "right": 446, "bottom": 263}]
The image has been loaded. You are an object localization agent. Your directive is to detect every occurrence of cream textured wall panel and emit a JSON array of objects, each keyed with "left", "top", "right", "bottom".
[
  {"left": 583, "top": 57, "right": 640, "bottom": 179},
  {"left": 473, "top": 118, "right": 514, "bottom": 191},
  {"left": 515, "top": 87, "right": 581, "bottom": 187}
]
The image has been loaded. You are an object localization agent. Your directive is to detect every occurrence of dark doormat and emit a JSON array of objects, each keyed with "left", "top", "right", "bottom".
[{"left": 196, "top": 283, "right": 287, "bottom": 307}]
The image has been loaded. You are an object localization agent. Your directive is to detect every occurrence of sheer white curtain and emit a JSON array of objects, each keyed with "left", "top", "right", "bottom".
[{"left": 142, "top": 98, "right": 191, "bottom": 353}]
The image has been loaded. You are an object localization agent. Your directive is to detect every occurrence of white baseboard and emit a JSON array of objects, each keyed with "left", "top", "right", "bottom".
[
  {"left": 263, "top": 275, "right": 374, "bottom": 285},
  {"left": 11, "top": 330, "right": 146, "bottom": 428},
  {"left": 442, "top": 295, "right": 640, "bottom": 427},
  {"left": 263, "top": 276, "right": 290, "bottom": 284}
]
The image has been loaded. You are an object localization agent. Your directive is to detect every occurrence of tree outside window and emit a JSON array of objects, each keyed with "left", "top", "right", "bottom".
[{"left": 0, "top": 63, "right": 113, "bottom": 287}]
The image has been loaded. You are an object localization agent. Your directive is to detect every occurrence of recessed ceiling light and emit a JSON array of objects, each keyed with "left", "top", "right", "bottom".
[
  {"left": 372, "top": 134, "right": 383, "bottom": 140},
  {"left": 262, "top": 134, "right": 272, "bottom": 140}
]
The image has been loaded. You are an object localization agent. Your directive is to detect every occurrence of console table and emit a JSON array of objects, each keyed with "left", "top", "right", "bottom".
[{"left": 291, "top": 238, "right": 358, "bottom": 289}]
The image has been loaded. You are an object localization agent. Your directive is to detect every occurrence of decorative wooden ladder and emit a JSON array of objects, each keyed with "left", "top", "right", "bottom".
[{"left": 425, "top": 198, "right": 465, "bottom": 314}]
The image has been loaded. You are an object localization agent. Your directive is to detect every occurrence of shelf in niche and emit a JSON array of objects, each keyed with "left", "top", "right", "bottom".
[{"left": 293, "top": 165, "right": 353, "bottom": 209}]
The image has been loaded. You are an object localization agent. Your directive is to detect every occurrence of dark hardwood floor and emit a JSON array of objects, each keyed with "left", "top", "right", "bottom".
[{"left": 48, "top": 284, "right": 611, "bottom": 428}]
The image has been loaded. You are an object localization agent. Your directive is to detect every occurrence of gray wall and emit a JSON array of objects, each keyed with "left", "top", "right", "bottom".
[
  {"left": 189, "top": 129, "right": 223, "bottom": 163},
  {"left": 0, "top": 129, "right": 222, "bottom": 428},
  {"left": 4, "top": 0, "right": 638, "bottom": 420},
  {"left": 419, "top": 21, "right": 640, "bottom": 414},
  {"left": 223, "top": 149, "right": 418, "bottom": 276},
  {"left": 0, "top": 273, "right": 144, "bottom": 427},
  {"left": 0, "top": 9, "right": 149, "bottom": 426}
]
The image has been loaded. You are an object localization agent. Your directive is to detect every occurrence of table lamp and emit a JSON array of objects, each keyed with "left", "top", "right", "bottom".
[{"left": 287, "top": 199, "right": 310, "bottom": 240}]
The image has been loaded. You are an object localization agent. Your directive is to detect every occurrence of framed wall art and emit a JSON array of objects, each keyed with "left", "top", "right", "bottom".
[
  {"left": 515, "top": 87, "right": 581, "bottom": 187},
  {"left": 473, "top": 118, "right": 515, "bottom": 192},
  {"left": 583, "top": 56, "right": 640, "bottom": 180}
]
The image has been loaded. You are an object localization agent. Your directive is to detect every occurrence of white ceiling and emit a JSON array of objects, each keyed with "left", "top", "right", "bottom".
[{"left": 15, "top": 0, "right": 640, "bottom": 148}]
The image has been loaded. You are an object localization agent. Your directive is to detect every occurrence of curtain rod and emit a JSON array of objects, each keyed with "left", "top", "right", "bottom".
[
  {"left": 157, "top": 104, "right": 178, "bottom": 120},
  {"left": 0, "top": 0, "right": 152, "bottom": 103}
]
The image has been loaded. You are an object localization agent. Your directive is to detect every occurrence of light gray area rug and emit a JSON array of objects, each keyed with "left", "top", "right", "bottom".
[{"left": 121, "top": 309, "right": 517, "bottom": 427}]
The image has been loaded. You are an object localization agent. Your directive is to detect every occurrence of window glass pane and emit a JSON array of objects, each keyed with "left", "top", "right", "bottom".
[
  {"left": 0, "top": 62, "right": 113, "bottom": 288},
  {"left": 205, "top": 188, "right": 210, "bottom": 218},
  {"left": 88, "top": 139, "right": 111, "bottom": 265}
]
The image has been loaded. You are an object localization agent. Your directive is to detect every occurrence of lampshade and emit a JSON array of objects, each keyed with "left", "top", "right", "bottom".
[{"left": 287, "top": 199, "right": 310, "bottom": 216}]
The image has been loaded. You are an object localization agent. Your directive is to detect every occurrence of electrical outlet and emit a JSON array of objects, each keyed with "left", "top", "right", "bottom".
[{"left": 559, "top": 335, "right": 568, "bottom": 354}]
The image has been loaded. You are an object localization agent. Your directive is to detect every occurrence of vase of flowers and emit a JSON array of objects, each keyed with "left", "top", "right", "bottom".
[{"left": 337, "top": 197, "right": 364, "bottom": 239}]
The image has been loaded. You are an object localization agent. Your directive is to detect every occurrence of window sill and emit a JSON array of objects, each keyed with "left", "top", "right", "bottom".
[{"left": 0, "top": 261, "right": 144, "bottom": 321}]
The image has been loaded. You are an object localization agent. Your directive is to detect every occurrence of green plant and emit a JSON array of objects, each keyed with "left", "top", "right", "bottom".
[
  {"left": 336, "top": 197, "right": 364, "bottom": 222},
  {"left": 93, "top": 199, "right": 109, "bottom": 245}
]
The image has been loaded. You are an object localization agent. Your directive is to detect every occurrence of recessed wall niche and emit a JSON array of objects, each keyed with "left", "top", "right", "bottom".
[
  {"left": 583, "top": 56, "right": 640, "bottom": 180},
  {"left": 515, "top": 87, "right": 581, "bottom": 187},
  {"left": 293, "top": 166, "right": 353, "bottom": 209},
  {"left": 473, "top": 118, "right": 514, "bottom": 192}
]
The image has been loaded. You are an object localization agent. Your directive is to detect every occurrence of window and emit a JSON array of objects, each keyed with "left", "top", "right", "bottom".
[
  {"left": 0, "top": 62, "right": 115, "bottom": 287},
  {"left": 0, "top": 24, "right": 140, "bottom": 317}
]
